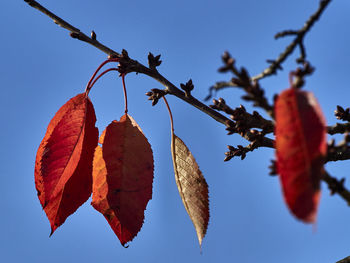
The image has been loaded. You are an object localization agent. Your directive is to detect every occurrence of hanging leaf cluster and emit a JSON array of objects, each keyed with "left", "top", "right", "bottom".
[
  {"left": 34, "top": 59, "right": 209, "bottom": 248},
  {"left": 34, "top": 54, "right": 329, "bottom": 250}
]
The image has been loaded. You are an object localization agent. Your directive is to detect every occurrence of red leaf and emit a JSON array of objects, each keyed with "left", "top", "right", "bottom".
[
  {"left": 91, "top": 114, "right": 154, "bottom": 246},
  {"left": 275, "top": 88, "right": 327, "bottom": 223},
  {"left": 35, "top": 93, "right": 98, "bottom": 234}
]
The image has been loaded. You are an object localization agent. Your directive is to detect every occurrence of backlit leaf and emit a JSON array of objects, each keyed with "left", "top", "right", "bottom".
[
  {"left": 171, "top": 133, "right": 209, "bottom": 247},
  {"left": 35, "top": 93, "right": 99, "bottom": 234},
  {"left": 275, "top": 87, "right": 327, "bottom": 223},
  {"left": 91, "top": 114, "right": 154, "bottom": 246}
]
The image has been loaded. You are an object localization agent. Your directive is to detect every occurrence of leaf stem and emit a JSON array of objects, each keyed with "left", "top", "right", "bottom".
[
  {"left": 85, "top": 58, "right": 119, "bottom": 94},
  {"left": 163, "top": 97, "right": 174, "bottom": 133},
  {"left": 121, "top": 74, "right": 128, "bottom": 114},
  {"left": 85, "top": 68, "right": 119, "bottom": 96}
]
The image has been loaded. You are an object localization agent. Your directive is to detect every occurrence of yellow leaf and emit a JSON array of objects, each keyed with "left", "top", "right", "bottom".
[{"left": 171, "top": 133, "right": 209, "bottom": 248}]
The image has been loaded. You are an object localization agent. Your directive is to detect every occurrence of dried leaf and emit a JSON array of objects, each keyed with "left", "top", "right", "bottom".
[
  {"left": 275, "top": 88, "right": 327, "bottom": 223},
  {"left": 92, "top": 114, "right": 154, "bottom": 246},
  {"left": 171, "top": 133, "right": 209, "bottom": 247},
  {"left": 35, "top": 93, "right": 98, "bottom": 234}
]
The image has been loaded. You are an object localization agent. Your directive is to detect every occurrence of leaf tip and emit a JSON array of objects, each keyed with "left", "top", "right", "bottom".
[{"left": 49, "top": 226, "right": 56, "bottom": 237}]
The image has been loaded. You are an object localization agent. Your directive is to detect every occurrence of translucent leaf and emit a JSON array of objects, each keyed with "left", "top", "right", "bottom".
[
  {"left": 92, "top": 114, "right": 154, "bottom": 246},
  {"left": 35, "top": 93, "right": 98, "bottom": 234},
  {"left": 275, "top": 88, "right": 327, "bottom": 223}
]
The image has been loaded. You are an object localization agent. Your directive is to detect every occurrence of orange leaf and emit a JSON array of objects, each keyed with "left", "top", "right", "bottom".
[
  {"left": 275, "top": 88, "right": 327, "bottom": 223},
  {"left": 91, "top": 114, "right": 154, "bottom": 246},
  {"left": 35, "top": 93, "right": 98, "bottom": 234},
  {"left": 171, "top": 133, "right": 209, "bottom": 247}
]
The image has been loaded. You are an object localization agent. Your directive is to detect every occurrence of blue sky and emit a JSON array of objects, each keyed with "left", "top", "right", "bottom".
[{"left": 2, "top": 0, "right": 350, "bottom": 262}]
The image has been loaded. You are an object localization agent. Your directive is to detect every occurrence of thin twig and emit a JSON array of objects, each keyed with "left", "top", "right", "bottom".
[
  {"left": 328, "top": 123, "right": 350, "bottom": 135},
  {"left": 252, "top": 0, "right": 332, "bottom": 81},
  {"left": 208, "top": 52, "right": 274, "bottom": 117},
  {"left": 209, "top": 1, "right": 331, "bottom": 101},
  {"left": 327, "top": 148, "right": 350, "bottom": 162},
  {"left": 322, "top": 172, "right": 350, "bottom": 206},
  {"left": 210, "top": 99, "right": 274, "bottom": 134},
  {"left": 23, "top": 0, "right": 119, "bottom": 57},
  {"left": 327, "top": 135, "right": 350, "bottom": 162},
  {"left": 205, "top": 81, "right": 237, "bottom": 101}
]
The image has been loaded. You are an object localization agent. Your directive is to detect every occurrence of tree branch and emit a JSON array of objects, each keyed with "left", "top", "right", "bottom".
[
  {"left": 205, "top": 81, "right": 237, "bottom": 101},
  {"left": 210, "top": 99, "right": 274, "bottom": 133},
  {"left": 252, "top": 0, "right": 332, "bottom": 80},
  {"left": 322, "top": 172, "right": 350, "bottom": 206},
  {"left": 208, "top": 0, "right": 332, "bottom": 99},
  {"left": 23, "top": 0, "right": 229, "bottom": 128},
  {"left": 208, "top": 52, "right": 274, "bottom": 117},
  {"left": 328, "top": 123, "right": 350, "bottom": 135},
  {"left": 327, "top": 135, "right": 350, "bottom": 162},
  {"left": 337, "top": 256, "right": 350, "bottom": 263},
  {"left": 23, "top": 0, "right": 119, "bottom": 57},
  {"left": 327, "top": 147, "right": 350, "bottom": 162}
]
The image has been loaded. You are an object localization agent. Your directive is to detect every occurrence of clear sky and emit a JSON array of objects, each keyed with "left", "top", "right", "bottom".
[{"left": 2, "top": 0, "right": 350, "bottom": 262}]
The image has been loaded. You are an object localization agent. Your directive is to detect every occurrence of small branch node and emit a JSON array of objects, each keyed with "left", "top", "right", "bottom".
[
  {"left": 268, "top": 160, "right": 277, "bottom": 176},
  {"left": 91, "top": 30, "right": 96, "bottom": 40},
  {"left": 145, "top": 88, "right": 168, "bottom": 106},
  {"left": 334, "top": 105, "right": 350, "bottom": 122},
  {"left": 180, "top": 79, "right": 194, "bottom": 97},
  {"left": 148, "top": 52, "right": 162, "bottom": 70}
]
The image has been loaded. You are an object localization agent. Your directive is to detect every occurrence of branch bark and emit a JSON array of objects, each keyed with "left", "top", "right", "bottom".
[
  {"left": 322, "top": 172, "right": 350, "bottom": 206},
  {"left": 337, "top": 256, "right": 350, "bottom": 263},
  {"left": 328, "top": 122, "right": 350, "bottom": 135}
]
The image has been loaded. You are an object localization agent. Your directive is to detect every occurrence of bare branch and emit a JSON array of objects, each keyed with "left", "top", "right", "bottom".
[
  {"left": 328, "top": 123, "right": 350, "bottom": 135},
  {"left": 337, "top": 256, "right": 350, "bottom": 263},
  {"left": 208, "top": 52, "right": 274, "bottom": 117},
  {"left": 224, "top": 132, "right": 272, "bottom": 161},
  {"left": 23, "top": 0, "right": 119, "bottom": 57},
  {"left": 327, "top": 147, "right": 350, "bottom": 162},
  {"left": 225, "top": 144, "right": 253, "bottom": 161},
  {"left": 322, "top": 172, "right": 350, "bottom": 206},
  {"left": 210, "top": 99, "right": 274, "bottom": 134},
  {"left": 204, "top": 81, "right": 237, "bottom": 101},
  {"left": 23, "top": 0, "right": 228, "bottom": 127},
  {"left": 327, "top": 136, "right": 350, "bottom": 162},
  {"left": 252, "top": 0, "right": 332, "bottom": 81}
]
